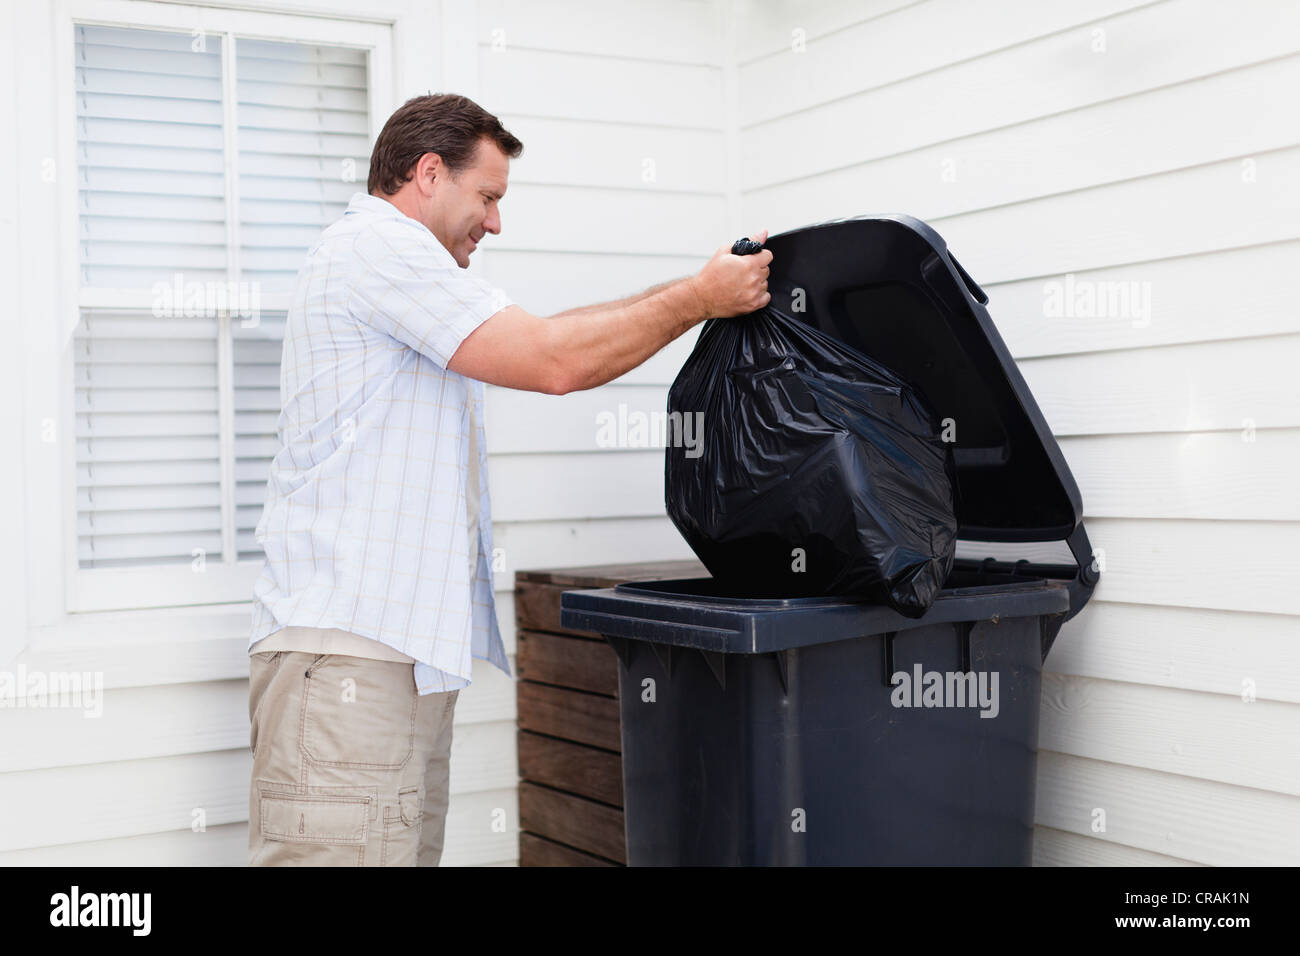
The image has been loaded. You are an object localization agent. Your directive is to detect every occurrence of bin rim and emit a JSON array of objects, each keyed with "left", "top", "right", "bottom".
[{"left": 560, "top": 573, "right": 1070, "bottom": 658}]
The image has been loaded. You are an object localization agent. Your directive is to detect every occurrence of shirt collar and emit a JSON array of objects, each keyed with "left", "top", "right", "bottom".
[
  {"left": 346, "top": 191, "right": 406, "bottom": 220},
  {"left": 345, "top": 192, "right": 458, "bottom": 264}
]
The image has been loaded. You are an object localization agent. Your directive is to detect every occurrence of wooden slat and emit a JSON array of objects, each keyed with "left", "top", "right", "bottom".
[
  {"left": 518, "top": 782, "right": 625, "bottom": 863},
  {"left": 517, "top": 730, "right": 623, "bottom": 806},
  {"left": 519, "top": 831, "right": 618, "bottom": 867},
  {"left": 516, "top": 682, "right": 621, "bottom": 752},
  {"left": 515, "top": 558, "right": 706, "bottom": 588},
  {"left": 514, "top": 580, "right": 596, "bottom": 635},
  {"left": 518, "top": 630, "right": 619, "bottom": 696}
]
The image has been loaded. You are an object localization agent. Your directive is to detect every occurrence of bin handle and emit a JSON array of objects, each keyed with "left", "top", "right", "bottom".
[{"left": 947, "top": 251, "right": 989, "bottom": 305}]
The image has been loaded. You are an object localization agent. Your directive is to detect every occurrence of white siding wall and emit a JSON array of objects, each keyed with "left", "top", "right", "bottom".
[
  {"left": 3, "top": 0, "right": 1294, "bottom": 868},
  {"left": 734, "top": 0, "right": 1300, "bottom": 865}
]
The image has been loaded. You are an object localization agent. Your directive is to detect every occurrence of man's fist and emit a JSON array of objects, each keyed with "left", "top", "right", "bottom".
[{"left": 692, "top": 229, "right": 772, "bottom": 318}]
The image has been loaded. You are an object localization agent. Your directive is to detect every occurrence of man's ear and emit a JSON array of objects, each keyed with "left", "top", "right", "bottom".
[{"left": 414, "top": 152, "right": 441, "bottom": 195}]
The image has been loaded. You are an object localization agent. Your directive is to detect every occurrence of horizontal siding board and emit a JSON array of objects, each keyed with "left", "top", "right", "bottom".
[
  {"left": 15, "top": 631, "right": 517, "bottom": 706},
  {"left": 483, "top": 182, "right": 727, "bottom": 256},
  {"left": 929, "top": 148, "right": 1300, "bottom": 284},
  {"left": 733, "top": 0, "right": 921, "bottom": 63},
  {"left": 1039, "top": 673, "right": 1300, "bottom": 796},
  {"left": 0, "top": 680, "right": 246, "bottom": 773},
  {"left": 738, "top": 0, "right": 1153, "bottom": 128},
  {"left": 0, "top": 822, "right": 249, "bottom": 867},
  {"left": 1017, "top": 334, "right": 1300, "bottom": 436},
  {"left": 490, "top": 451, "right": 664, "bottom": 522},
  {"left": 503, "top": 115, "right": 726, "bottom": 192},
  {"left": 0, "top": 687, "right": 516, "bottom": 786},
  {"left": 0, "top": 750, "right": 251, "bottom": 851},
  {"left": 478, "top": 249, "right": 704, "bottom": 322},
  {"left": 1065, "top": 517, "right": 1298, "bottom": 617},
  {"left": 1032, "top": 825, "right": 1203, "bottom": 867},
  {"left": 983, "top": 242, "right": 1300, "bottom": 359},
  {"left": 492, "top": 517, "right": 694, "bottom": 577},
  {"left": 1035, "top": 751, "right": 1300, "bottom": 865},
  {"left": 741, "top": 0, "right": 1300, "bottom": 189},
  {"left": 0, "top": 749, "right": 520, "bottom": 854},
  {"left": 485, "top": 384, "right": 669, "bottom": 454},
  {"left": 480, "top": 47, "right": 723, "bottom": 129},
  {"left": 1049, "top": 602, "right": 1300, "bottom": 704},
  {"left": 1057, "top": 429, "right": 1300, "bottom": 521},
  {"left": 486, "top": 338, "right": 1300, "bottom": 454},
  {"left": 749, "top": 54, "right": 1300, "bottom": 226},
  {"left": 499, "top": 423, "right": 1288, "bottom": 525},
  {"left": 479, "top": 0, "right": 722, "bottom": 64},
  {"left": 440, "top": 787, "right": 522, "bottom": 866}
]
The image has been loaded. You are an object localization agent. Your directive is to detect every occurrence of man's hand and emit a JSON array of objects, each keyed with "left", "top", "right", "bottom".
[{"left": 689, "top": 229, "right": 772, "bottom": 318}]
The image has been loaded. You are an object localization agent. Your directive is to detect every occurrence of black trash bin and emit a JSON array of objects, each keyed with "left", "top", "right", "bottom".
[{"left": 560, "top": 215, "right": 1100, "bottom": 866}]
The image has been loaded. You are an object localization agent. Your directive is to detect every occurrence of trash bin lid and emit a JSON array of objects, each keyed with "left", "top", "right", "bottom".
[{"left": 761, "top": 215, "right": 1081, "bottom": 546}]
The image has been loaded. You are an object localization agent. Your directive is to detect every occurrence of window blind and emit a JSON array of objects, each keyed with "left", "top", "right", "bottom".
[
  {"left": 75, "top": 25, "right": 227, "bottom": 289},
  {"left": 237, "top": 39, "right": 370, "bottom": 295},
  {"left": 73, "top": 24, "right": 369, "bottom": 573},
  {"left": 75, "top": 312, "right": 223, "bottom": 568}
]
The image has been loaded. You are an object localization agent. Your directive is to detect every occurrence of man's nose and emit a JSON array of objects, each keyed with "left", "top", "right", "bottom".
[{"left": 484, "top": 207, "right": 501, "bottom": 235}]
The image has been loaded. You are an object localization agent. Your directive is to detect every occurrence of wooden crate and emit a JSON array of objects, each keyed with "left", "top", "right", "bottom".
[{"left": 514, "top": 559, "right": 706, "bottom": 866}]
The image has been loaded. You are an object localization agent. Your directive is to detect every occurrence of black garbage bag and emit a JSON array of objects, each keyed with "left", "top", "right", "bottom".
[{"left": 665, "top": 301, "right": 958, "bottom": 617}]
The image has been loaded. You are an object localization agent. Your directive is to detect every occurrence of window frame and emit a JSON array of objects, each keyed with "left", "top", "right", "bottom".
[{"left": 53, "top": 0, "right": 394, "bottom": 612}]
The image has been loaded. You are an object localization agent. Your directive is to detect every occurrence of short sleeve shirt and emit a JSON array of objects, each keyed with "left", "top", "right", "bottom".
[{"left": 249, "top": 192, "right": 512, "bottom": 694}]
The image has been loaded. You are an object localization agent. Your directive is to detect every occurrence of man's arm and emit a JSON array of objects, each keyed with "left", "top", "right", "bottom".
[
  {"left": 447, "top": 233, "right": 771, "bottom": 394},
  {"left": 552, "top": 277, "right": 688, "bottom": 319}
]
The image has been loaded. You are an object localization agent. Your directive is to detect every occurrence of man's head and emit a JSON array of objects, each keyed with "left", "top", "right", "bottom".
[{"left": 368, "top": 94, "right": 523, "bottom": 267}]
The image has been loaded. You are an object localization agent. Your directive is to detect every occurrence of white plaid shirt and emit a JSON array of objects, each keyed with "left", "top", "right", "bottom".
[{"left": 249, "top": 192, "right": 514, "bottom": 694}]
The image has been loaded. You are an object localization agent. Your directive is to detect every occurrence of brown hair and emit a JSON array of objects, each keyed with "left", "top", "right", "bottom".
[{"left": 367, "top": 93, "right": 523, "bottom": 196}]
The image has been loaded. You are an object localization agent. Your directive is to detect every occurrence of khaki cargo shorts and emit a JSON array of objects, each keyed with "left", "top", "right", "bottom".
[{"left": 247, "top": 651, "right": 459, "bottom": 866}]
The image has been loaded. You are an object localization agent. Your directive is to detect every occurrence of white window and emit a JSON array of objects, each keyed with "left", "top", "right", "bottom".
[{"left": 59, "top": 2, "right": 391, "bottom": 611}]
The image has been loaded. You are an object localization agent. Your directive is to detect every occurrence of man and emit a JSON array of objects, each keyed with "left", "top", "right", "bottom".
[{"left": 246, "top": 93, "right": 771, "bottom": 866}]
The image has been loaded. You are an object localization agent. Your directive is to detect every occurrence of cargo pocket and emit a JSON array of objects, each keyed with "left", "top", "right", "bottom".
[
  {"left": 300, "top": 655, "right": 417, "bottom": 770},
  {"left": 380, "top": 786, "right": 423, "bottom": 867},
  {"left": 258, "top": 792, "right": 370, "bottom": 866}
]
